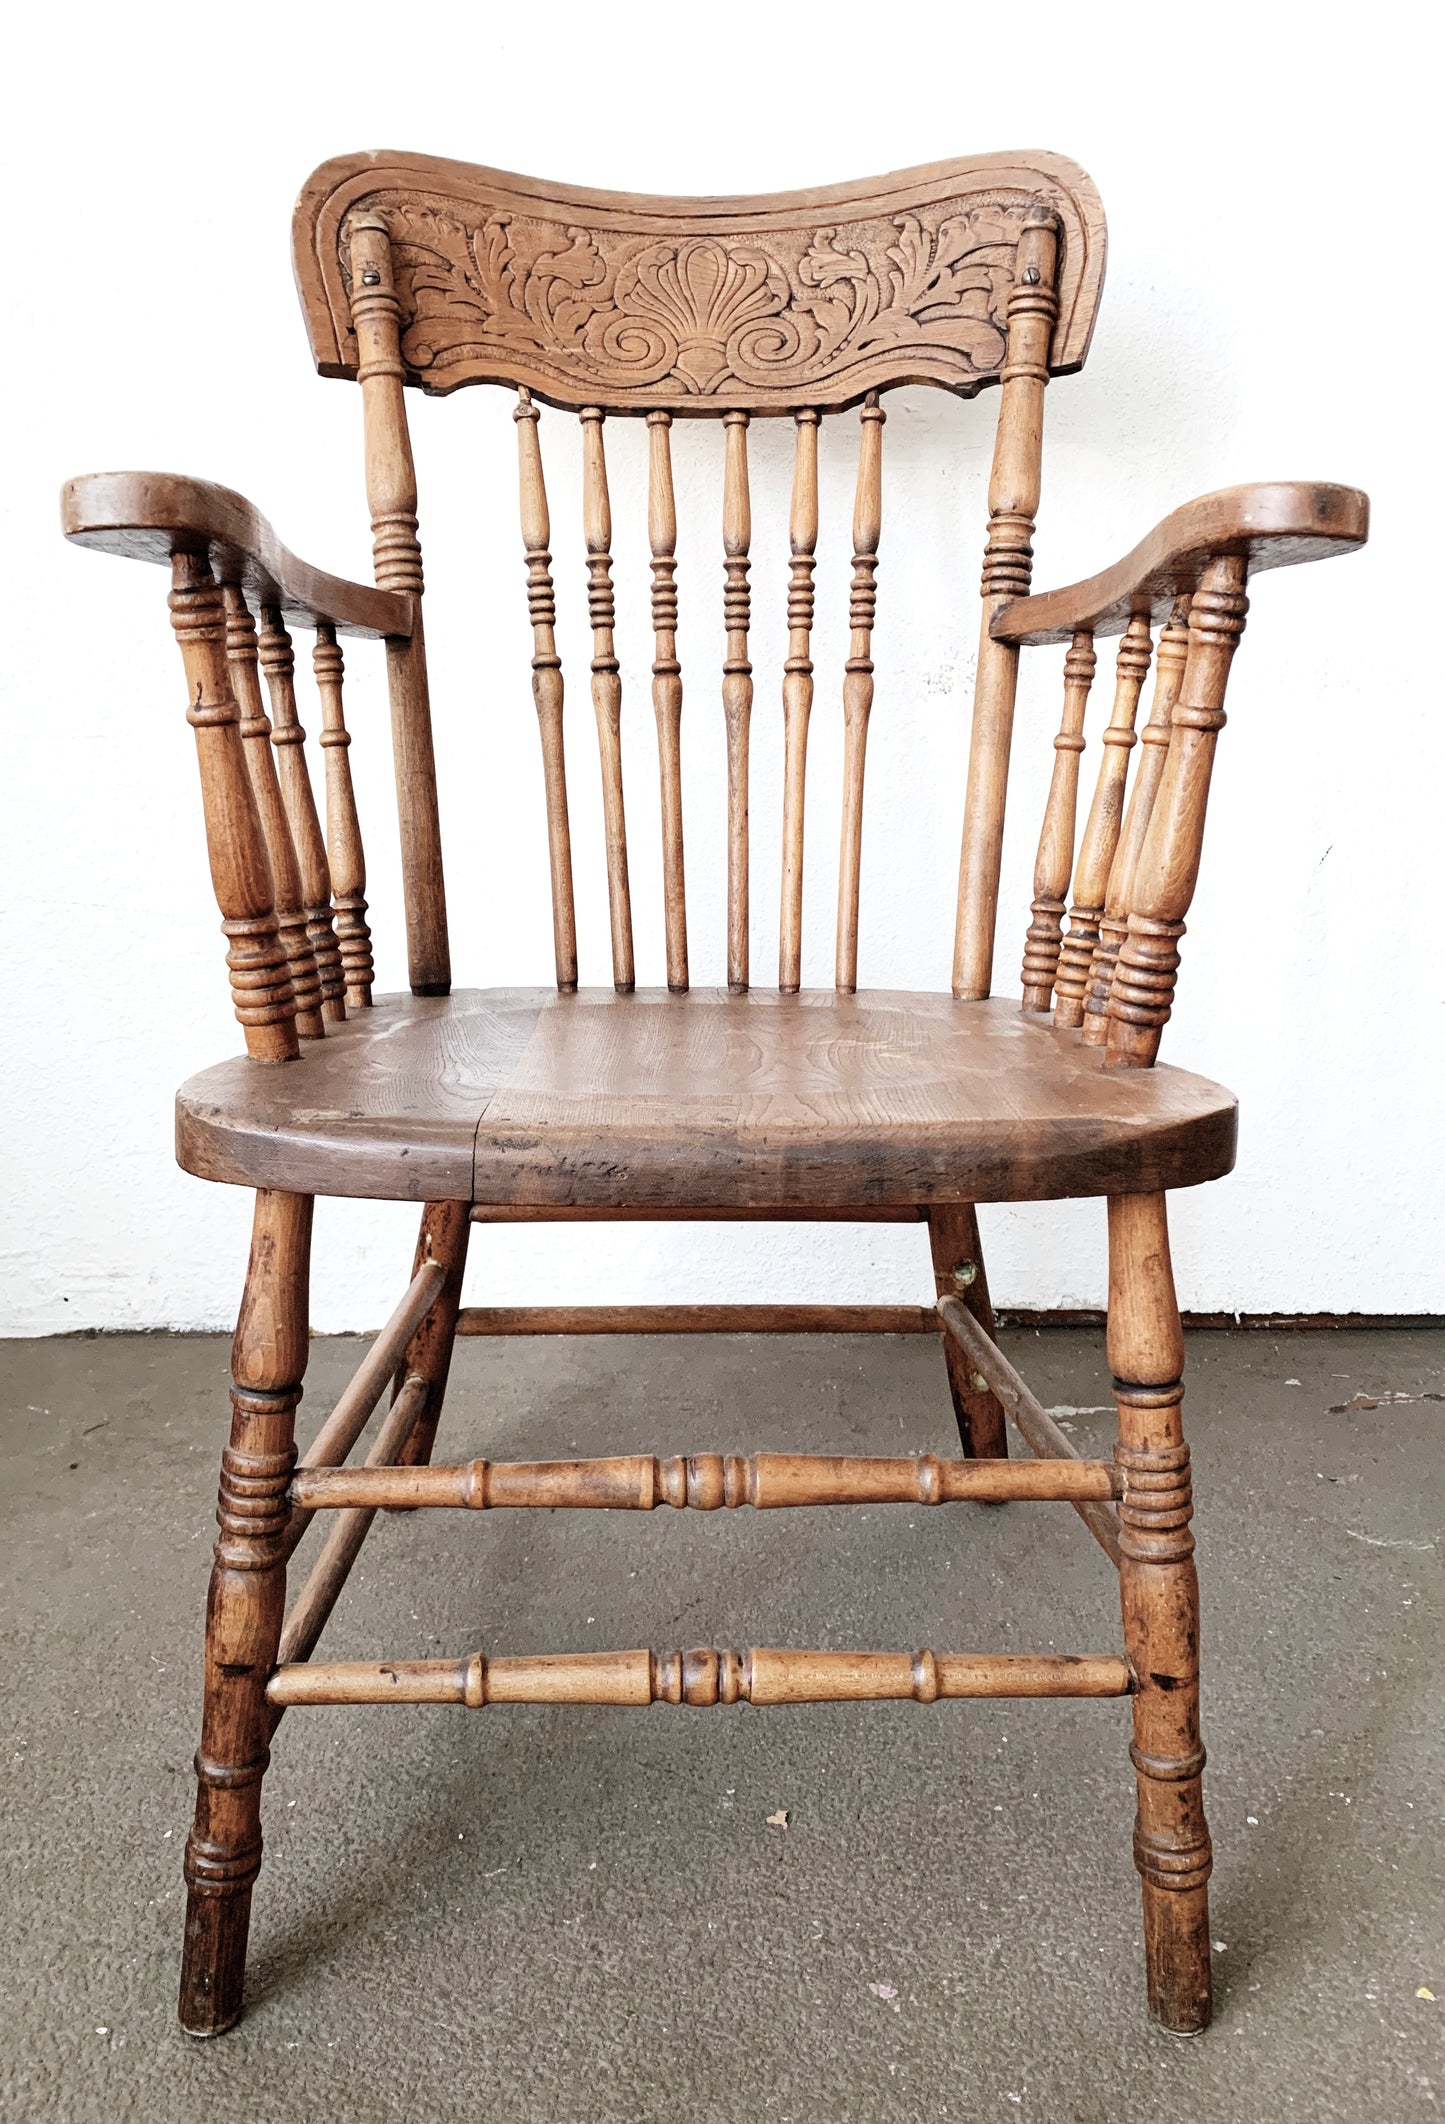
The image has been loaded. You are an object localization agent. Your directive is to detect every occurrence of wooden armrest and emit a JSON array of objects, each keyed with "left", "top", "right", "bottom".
[
  {"left": 991, "top": 481, "right": 1368, "bottom": 646},
  {"left": 59, "top": 470, "right": 411, "bottom": 641}
]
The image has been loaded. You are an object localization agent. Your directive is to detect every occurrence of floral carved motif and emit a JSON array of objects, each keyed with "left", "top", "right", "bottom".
[{"left": 337, "top": 192, "right": 1046, "bottom": 407}]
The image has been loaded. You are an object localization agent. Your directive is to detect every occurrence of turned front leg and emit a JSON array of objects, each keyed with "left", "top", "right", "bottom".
[
  {"left": 1107, "top": 1191, "right": 1212, "bottom": 2034},
  {"left": 179, "top": 1190, "right": 312, "bottom": 2037}
]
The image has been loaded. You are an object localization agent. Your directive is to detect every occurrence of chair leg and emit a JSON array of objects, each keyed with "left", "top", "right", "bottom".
[
  {"left": 179, "top": 1189, "right": 312, "bottom": 2037},
  {"left": 927, "top": 1205, "right": 1008, "bottom": 1457},
  {"left": 393, "top": 1201, "right": 471, "bottom": 1470},
  {"left": 1107, "top": 1191, "right": 1213, "bottom": 2034}
]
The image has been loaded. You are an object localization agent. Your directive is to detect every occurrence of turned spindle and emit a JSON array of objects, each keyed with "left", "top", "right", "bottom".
[
  {"left": 721, "top": 409, "right": 753, "bottom": 993},
  {"left": 258, "top": 606, "right": 344, "bottom": 1023},
  {"left": 647, "top": 410, "right": 688, "bottom": 992},
  {"left": 515, "top": 390, "right": 578, "bottom": 992},
  {"left": 311, "top": 626, "right": 374, "bottom": 1008},
  {"left": 1107, "top": 558, "right": 1248, "bottom": 1068},
  {"left": 1020, "top": 630, "right": 1096, "bottom": 1011},
  {"left": 836, "top": 395, "right": 884, "bottom": 995},
  {"left": 1053, "top": 614, "right": 1152, "bottom": 1029},
  {"left": 166, "top": 554, "right": 296, "bottom": 1061},
  {"left": 223, "top": 587, "right": 323, "bottom": 1038},
  {"left": 954, "top": 204, "right": 1060, "bottom": 1000},
  {"left": 779, "top": 409, "right": 819, "bottom": 993},
  {"left": 579, "top": 407, "right": 634, "bottom": 993},
  {"left": 346, "top": 214, "right": 449, "bottom": 994},
  {"left": 1081, "top": 599, "right": 1190, "bottom": 1045}
]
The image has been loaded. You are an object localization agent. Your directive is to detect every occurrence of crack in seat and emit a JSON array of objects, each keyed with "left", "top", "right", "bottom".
[{"left": 176, "top": 987, "right": 1237, "bottom": 1207}]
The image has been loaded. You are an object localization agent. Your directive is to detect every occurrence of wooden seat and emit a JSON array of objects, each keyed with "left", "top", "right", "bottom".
[
  {"left": 60, "top": 146, "right": 1368, "bottom": 2047},
  {"left": 177, "top": 987, "right": 1237, "bottom": 1206}
]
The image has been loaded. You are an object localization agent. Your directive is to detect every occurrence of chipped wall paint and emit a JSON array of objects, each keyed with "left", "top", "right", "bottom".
[{"left": 3, "top": 6, "right": 1440, "bottom": 1332}]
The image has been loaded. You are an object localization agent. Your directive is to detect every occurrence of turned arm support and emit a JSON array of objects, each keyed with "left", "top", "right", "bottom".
[
  {"left": 998, "top": 480, "right": 1367, "bottom": 1065},
  {"left": 989, "top": 481, "right": 1367, "bottom": 647},
  {"left": 59, "top": 471, "right": 412, "bottom": 640}
]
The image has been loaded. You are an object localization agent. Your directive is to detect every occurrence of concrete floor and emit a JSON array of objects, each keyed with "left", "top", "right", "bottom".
[{"left": 1, "top": 1326, "right": 1439, "bottom": 2122}]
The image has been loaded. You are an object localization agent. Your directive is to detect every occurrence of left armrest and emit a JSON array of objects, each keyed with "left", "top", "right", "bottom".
[
  {"left": 991, "top": 481, "right": 1368, "bottom": 645},
  {"left": 60, "top": 470, "right": 410, "bottom": 641}
]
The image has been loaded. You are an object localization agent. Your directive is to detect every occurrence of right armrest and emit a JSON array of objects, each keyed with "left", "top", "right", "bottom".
[
  {"left": 59, "top": 470, "right": 410, "bottom": 641},
  {"left": 990, "top": 481, "right": 1369, "bottom": 645}
]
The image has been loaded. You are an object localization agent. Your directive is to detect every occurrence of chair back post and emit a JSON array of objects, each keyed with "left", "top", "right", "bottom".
[
  {"left": 346, "top": 216, "right": 450, "bottom": 995},
  {"left": 167, "top": 551, "right": 299, "bottom": 1060},
  {"left": 1106, "top": 556, "right": 1249, "bottom": 1067},
  {"left": 953, "top": 203, "right": 1060, "bottom": 1000}
]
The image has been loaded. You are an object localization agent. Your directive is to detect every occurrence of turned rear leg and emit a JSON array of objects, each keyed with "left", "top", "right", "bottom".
[
  {"left": 927, "top": 1205, "right": 1008, "bottom": 1458},
  {"left": 1108, "top": 1190, "right": 1213, "bottom": 2034},
  {"left": 179, "top": 1189, "right": 312, "bottom": 2036},
  {"left": 393, "top": 1201, "right": 471, "bottom": 1471}
]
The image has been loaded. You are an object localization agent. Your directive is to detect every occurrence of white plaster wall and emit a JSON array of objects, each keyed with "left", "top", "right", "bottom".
[{"left": 3, "top": 2, "right": 1439, "bottom": 1333}]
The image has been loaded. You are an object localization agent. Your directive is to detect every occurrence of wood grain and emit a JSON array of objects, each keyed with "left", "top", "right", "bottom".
[
  {"left": 175, "top": 986, "right": 1238, "bottom": 1205},
  {"left": 268, "top": 1647, "right": 1132, "bottom": 1709},
  {"left": 294, "top": 152, "right": 1107, "bottom": 411},
  {"left": 992, "top": 483, "right": 1368, "bottom": 645},
  {"left": 778, "top": 410, "right": 819, "bottom": 993},
  {"left": 61, "top": 471, "right": 410, "bottom": 640},
  {"left": 291, "top": 1450, "right": 1121, "bottom": 1512},
  {"left": 514, "top": 390, "right": 578, "bottom": 991}
]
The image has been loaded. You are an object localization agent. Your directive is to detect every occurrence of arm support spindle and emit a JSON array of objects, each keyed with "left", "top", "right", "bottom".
[
  {"left": 259, "top": 606, "right": 345, "bottom": 1023},
  {"left": 168, "top": 553, "right": 297, "bottom": 1060},
  {"left": 1053, "top": 614, "right": 1152, "bottom": 1029},
  {"left": 1107, "top": 557, "right": 1248, "bottom": 1066},
  {"left": 1081, "top": 599, "right": 1189, "bottom": 1044},
  {"left": 311, "top": 626, "right": 374, "bottom": 1008},
  {"left": 1020, "top": 630, "right": 1095, "bottom": 1010}
]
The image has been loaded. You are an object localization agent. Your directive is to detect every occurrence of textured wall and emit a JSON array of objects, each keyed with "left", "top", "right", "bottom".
[{"left": 4, "top": 5, "right": 1438, "bottom": 1331}]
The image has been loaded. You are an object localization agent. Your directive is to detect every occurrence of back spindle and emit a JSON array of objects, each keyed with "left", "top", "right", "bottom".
[
  {"left": 579, "top": 407, "right": 634, "bottom": 993},
  {"left": 514, "top": 390, "right": 578, "bottom": 992},
  {"left": 1021, "top": 630, "right": 1096, "bottom": 1011},
  {"left": 222, "top": 583, "right": 323, "bottom": 1038},
  {"left": 1081, "top": 598, "right": 1189, "bottom": 1045},
  {"left": 721, "top": 410, "right": 753, "bottom": 993},
  {"left": 779, "top": 409, "right": 819, "bottom": 993},
  {"left": 312, "top": 624, "right": 375, "bottom": 1009},
  {"left": 836, "top": 395, "right": 884, "bottom": 995},
  {"left": 647, "top": 410, "right": 688, "bottom": 992},
  {"left": 167, "top": 553, "right": 297, "bottom": 1060},
  {"left": 258, "top": 606, "right": 345, "bottom": 1023},
  {"left": 1053, "top": 614, "right": 1152, "bottom": 1029},
  {"left": 1107, "top": 557, "right": 1249, "bottom": 1067}
]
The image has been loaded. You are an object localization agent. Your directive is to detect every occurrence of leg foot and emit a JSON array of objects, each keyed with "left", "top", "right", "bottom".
[
  {"left": 1108, "top": 1190, "right": 1213, "bottom": 2034},
  {"left": 179, "top": 1189, "right": 311, "bottom": 2036}
]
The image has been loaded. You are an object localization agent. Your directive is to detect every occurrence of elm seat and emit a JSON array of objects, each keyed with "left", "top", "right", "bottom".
[{"left": 175, "top": 987, "right": 1238, "bottom": 1207}]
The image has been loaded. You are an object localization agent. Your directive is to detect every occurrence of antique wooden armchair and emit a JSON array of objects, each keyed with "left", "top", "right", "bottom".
[{"left": 60, "top": 149, "right": 1367, "bottom": 2040}]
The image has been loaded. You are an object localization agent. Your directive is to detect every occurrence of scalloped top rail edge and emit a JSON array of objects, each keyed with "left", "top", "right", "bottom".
[{"left": 292, "top": 150, "right": 1107, "bottom": 412}]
